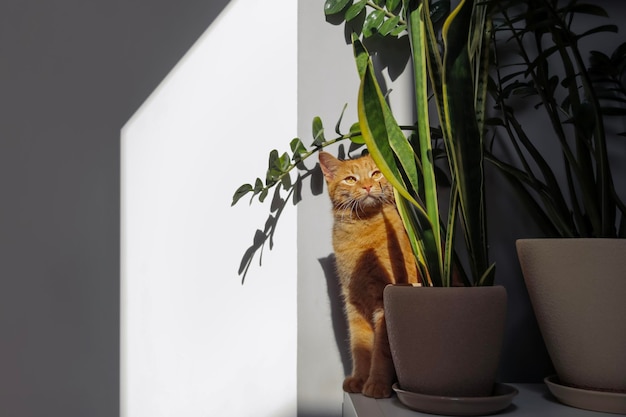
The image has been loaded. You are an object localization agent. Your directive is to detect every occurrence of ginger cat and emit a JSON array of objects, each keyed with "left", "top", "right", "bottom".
[{"left": 319, "top": 151, "right": 420, "bottom": 398}]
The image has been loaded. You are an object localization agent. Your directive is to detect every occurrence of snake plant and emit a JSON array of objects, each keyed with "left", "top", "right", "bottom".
[
  {"left": 233, "top": 0, "right": 497, "bottom": 286},
  {"left": 486, "top": 0, "right": 626, "bottom": 239},
  {"left": 347, "top": 0, "right": 495, "bottom": 286}
]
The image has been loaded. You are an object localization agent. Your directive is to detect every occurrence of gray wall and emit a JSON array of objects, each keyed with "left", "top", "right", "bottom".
[
  {"left": 0, "top": 1, "right": 229, "bottom": 415},
  {"left": 297, "top": 2, "right": 625, "bottom": 416}
]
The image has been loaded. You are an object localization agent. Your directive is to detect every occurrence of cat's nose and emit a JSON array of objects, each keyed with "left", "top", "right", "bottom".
[{"left": 363, "top": 185, "right": 372, "bottom": 193}]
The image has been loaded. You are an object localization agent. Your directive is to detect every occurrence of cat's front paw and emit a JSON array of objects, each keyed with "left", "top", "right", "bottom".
[
  {"left": 362, "top": 379, "right": 393, "bottom": 399},
  {"left": 343, "top": 376, "right": 366, "bottom": 393}
]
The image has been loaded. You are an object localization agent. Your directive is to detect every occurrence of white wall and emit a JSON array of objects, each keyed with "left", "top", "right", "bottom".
[{"left": 121, "top": 1, "right": 297, "bottom": 416}]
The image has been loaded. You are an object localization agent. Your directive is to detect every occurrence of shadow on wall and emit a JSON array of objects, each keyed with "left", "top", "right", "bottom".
[
  {"left": 237, "top": 162, "right": 326, "bottom": 283},
  {"left": 319, "top": 254, "right": 351, "bottom": 377},
  {"left": 0, "top": 1, "right": 234, "bottom": 417}
]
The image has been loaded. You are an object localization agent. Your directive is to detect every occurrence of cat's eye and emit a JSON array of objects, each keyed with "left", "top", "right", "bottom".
[
  {"left": 344, "top": 176, "right": 357, "bottom": 185},
  {"left": 371, "top": 170, "right": 383, "bottom": 180}
]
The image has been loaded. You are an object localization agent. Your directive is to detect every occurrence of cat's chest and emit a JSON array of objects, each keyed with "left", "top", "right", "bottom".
[{"left": 332, "top": 215, "right": 393, "bottom": 254}]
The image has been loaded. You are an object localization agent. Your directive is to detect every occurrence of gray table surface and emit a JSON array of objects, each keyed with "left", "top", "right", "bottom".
[{"left": 343, "top": 384, "right": 618, "bottom": 417}]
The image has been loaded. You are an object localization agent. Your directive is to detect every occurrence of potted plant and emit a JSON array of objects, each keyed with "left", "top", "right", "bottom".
[
  {"left": 345, "top": 0, "right": 511, "bottom": 409},
  {"left": 233, "top": 0, "right": 513, "bottom": 413},
  {"left": 486, "top": 1, "right": 626, "bottom": 413}
]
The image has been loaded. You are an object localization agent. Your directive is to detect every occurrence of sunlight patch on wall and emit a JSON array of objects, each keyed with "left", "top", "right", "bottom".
[{"left": 121, "top": 1, "right": 297, "bottom": 416}]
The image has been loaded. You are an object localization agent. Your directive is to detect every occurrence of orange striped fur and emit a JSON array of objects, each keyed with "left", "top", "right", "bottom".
[{"left": 319, "top": 152, "right": 420, "bottom": 398}]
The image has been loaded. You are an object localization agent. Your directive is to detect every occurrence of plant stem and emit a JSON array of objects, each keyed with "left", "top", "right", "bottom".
[
  {"left": 257, "top": 134, "right": 356, "bottom": 197},
  {"left": 366, "top": 1, "right": 406, "bottom": 25}
]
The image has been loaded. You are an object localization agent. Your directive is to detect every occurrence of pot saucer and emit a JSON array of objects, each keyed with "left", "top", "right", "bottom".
[
  {"left": 392, "top": 383, "right": 518, "bottom": 416},
  {"left": 545, "top": 375, "right": 626, "bottom": 414}
]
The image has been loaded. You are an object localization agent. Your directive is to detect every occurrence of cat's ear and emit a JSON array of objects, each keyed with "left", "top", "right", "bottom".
[{"left": 319, "top": 151, "right": 340, "bottom": 182}]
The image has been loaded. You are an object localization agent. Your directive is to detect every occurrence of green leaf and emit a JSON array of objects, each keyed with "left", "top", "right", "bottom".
[
  {"left": 345, "top": 0, "right": 366, "bottom": 21},
  {"left": 386, "top": 0, "right": 401, "bottom": 12},
  {"left": 267, "top": 150, "right": 278, "bottom": 171},
  {"left": 442, "top": 181, "right": 458, "bottom": 287},
  {"left": 352, "top": 32, "right": 369, "bottom": 77},
  {"left": 232, "top": 184, "right": 253, "bottom": 206},
  {"left": 405, "top": 0, "right": 444, "bottom": 284},
  {"left": 477, "top": 263, "right": 497, "bottom": 287},
  {"left": 324, "top": 0, "right": 352, "bottom": 15},
  {"left": 254, "top": 178, "right": 264, "bottom": 193},
  {"left": 290, "top": 138, "right": 307, "bottom": 158},
  {"left": 276, "top": 152, "right": 291, "bottom": 171},
  {"left": 390, "top": 24, "right": 407, "bottom": 36},
  {"left": 312, "top": 116, "right": 325, "bottom": 146},
  {"left": 441, "top": 0, "right": 491, "bottom": 282},
  {"left": 485, "top": 153, "right": 571, "bottom": 237},
  {"left": 349, "top": 122, "right": 364, "bottom": 144},
  {"left": 266, "top": 161, "right": 281, "bottom": 183},
  {"left": 355, "top": 40, "right": 419, "bottom": 203},
  {"left": 363, "top": 10, "right": 385, "bottom": 37},
  {"left": 379, "top": 15, "right": 400, "bottom": 36},
  {"left": 395, "top": 191, "right": 435, "bottom": 286},
  {"left": 360, "top": 66, "right": 420, "bottom": 204}
]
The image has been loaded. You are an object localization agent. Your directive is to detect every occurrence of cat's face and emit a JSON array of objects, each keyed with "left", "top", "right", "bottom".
[{"left": 319, "top": 152, "right": 394, "bottom": 214}]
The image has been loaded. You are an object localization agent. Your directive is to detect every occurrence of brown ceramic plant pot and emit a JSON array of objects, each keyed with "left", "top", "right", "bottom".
[
  {"left": 383, "top": 285, "right": 507, "bottom": 398},
  {"left": 517, "top": 238, "right": 626, "bottom": 413}
]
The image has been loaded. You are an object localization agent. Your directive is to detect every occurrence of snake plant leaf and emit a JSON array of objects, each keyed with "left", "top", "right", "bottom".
[
  {"left": 477, "top": 262, "right": 496, "bottom": 287},
  {"left": 501, "top": 115, "right": 574, "bottom": 227},
  {"left": 471, "top": 13, "right": 492, "bottom": 140},
  {"left": 485, "top": 154, "right": 573, "bottom": 237},
  {"left": 420, "top": 0, "right": 445, "bottom": 134},
  {"left": 442, "top": 0, "right": 490, "bottom": 280},
  {"left": 353, "top": 32, "right": 369, "bottom": 77},
  {"left": 395, "top": 191, "right": 440, "bottom": 287},
  {"left": 442, "top": 181, "right": 458, "bottom": 287},
  {"left": 405, "top": 0, "right": 443, "bottom": 280},
  {"left": 429, "top": 0, "right": 451, "bottom": 24},
  {"left": 324, "top": 0, "right": 352, "bottom": 15},
  {"left": 353, "top": 38, "right": 423, "bottom": 211},
  {"left": 358, "top": 63, "right": 421, "bottom": 208}
]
